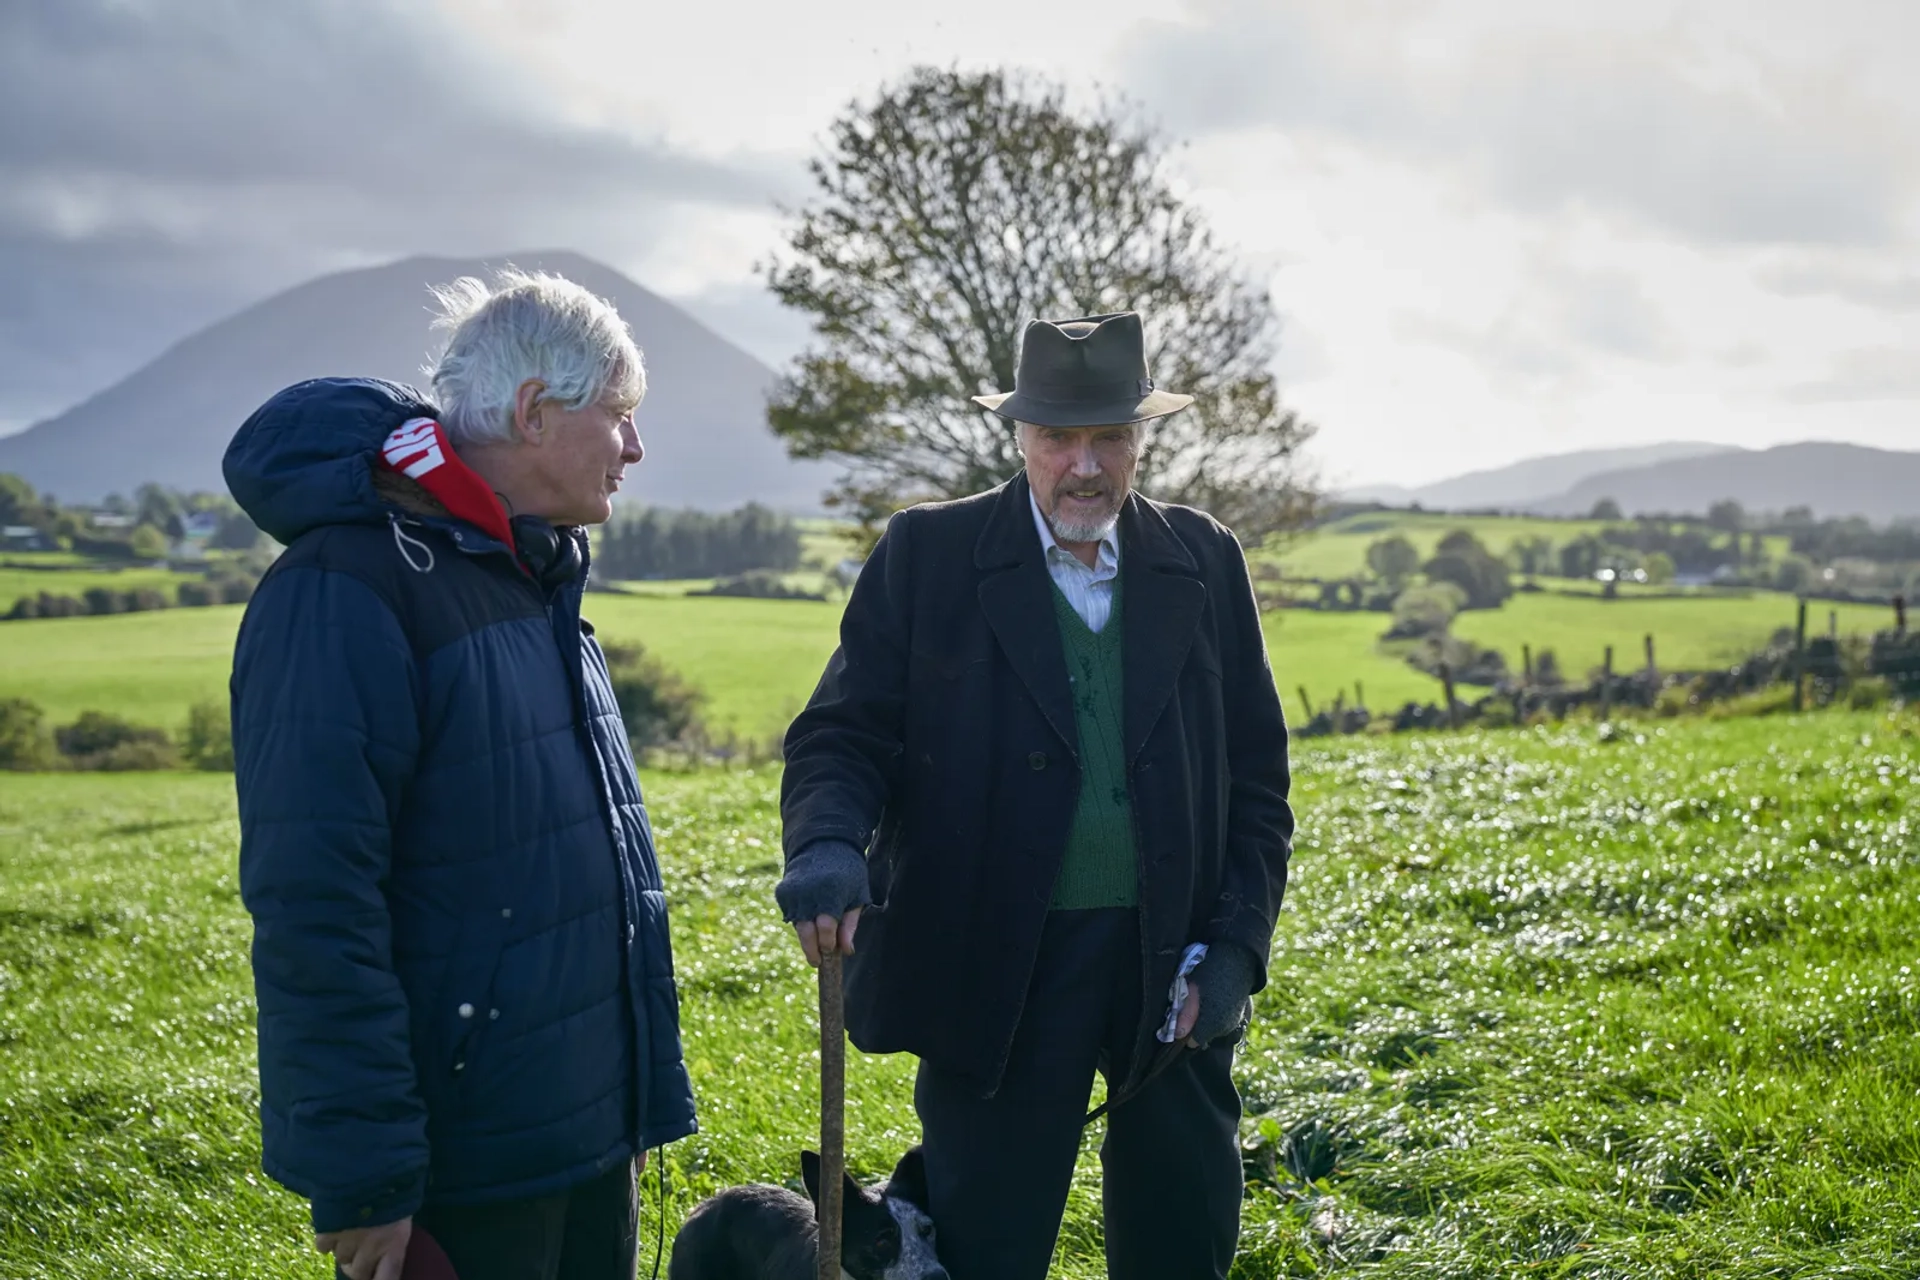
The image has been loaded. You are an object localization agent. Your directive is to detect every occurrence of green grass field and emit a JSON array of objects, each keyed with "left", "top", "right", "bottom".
[
  {"left": 1261, "top": 512, "right": 1611, "bottom": 581},
  {"left": 1262, "top": 511, "right": 1794, "bottom": 583},
  {"left": 0, "top": 596, "right": 840, "bottom": 740},
  {"left": 0, "top": 582, "right": 1900, "bottom": 740},
  {"left": 0, "top": 564, "right": 199, "bottom": 613},
  {"left": 4, "top": 709, "right": 1918, "bottom": 1276}
]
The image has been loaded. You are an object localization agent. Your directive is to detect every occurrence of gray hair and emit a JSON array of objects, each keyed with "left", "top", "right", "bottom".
[{"left": 426, "top": 268, "right": 646, "bottom": 446}]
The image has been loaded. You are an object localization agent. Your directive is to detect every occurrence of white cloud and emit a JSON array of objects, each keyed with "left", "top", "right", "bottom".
[
  {"left": 7, "top": 0, "right": 1917, "bottom": 488},
  {"left": 1785, "top": 347, "right": 1920, "bottom": 403}
]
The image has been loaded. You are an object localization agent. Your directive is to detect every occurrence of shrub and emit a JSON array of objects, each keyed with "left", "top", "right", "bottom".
[
  {"left": 1423, "top": 530, "right": 1513, "bottom": 610},
  {"left": 82, "top": 586, "right": 121, "bottom": 615},
  {"left": 690, "top": 570, "right": 827, "bottom": 601},
  {"left": 0, "top": 698, "right": 55, "bottom": 769},
  {"left": 1383, "top": 582, "right": 1466, "bottom": 641},
  {"left": 1407, "top": 633, "right": 1509, "bottom": 687},
  {"left": 70, "top": 738, "right": 183, "bottom": 771},
  {"left": 215, "top": 574, "right": 257, "bottom": 604},
  {"left": 599, "top": 642, "right": 708, "bottom": 751},
  {"left": 182, "top": 700, "right": 235, "bottom": 771},
  {"left": 129, "top": 523, "right": 169, "bottom": 560},
  {"left": 176, "top": 580, "right": 217, "bottom": 607},
  {"left": 1774, "top": 555, "right": 1815, "bottom": 594},
  {"left": 55, "top": 711, "right": 177, "bottom": 770},
  {"left": 1365, "top": 535, "right": 1420, "bottom": 587},
  {"left": 123, "top": 588, "right": 169, "bottom": 613},
  {"left": 1848, "top": 677, "right": 1892, "bottom": 711}
]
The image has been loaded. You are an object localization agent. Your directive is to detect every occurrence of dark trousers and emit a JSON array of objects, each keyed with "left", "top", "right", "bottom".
[
  {"left": 914, "top": 908, "right": 1243, "bottom": 1280},
  {"left": 397, "top": 1159, "right": 639, "bottom": 1280}
]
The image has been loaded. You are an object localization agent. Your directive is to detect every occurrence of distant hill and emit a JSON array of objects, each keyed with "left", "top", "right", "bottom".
[
  {"left": 1529, "top": 442, "right": 1920, "bottom": 522},
  {"left": 0, "top": 251, "right": 835, "bottom": 512},
  {"left": 1342, "top": 442, "right": 1739, "bottom": 510}
]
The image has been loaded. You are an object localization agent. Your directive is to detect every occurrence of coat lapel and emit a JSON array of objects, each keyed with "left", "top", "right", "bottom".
[
  {"left": 975, "top": 475, "right": 1079, "bottom": 756},
  {"left": 1119, "top": 494, "right": 1206, "bottom": 765}
]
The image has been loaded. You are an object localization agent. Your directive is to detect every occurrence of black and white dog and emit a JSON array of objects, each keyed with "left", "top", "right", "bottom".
[{"left": 668, "top": 1146, "right": 948, "bottom": 1280}]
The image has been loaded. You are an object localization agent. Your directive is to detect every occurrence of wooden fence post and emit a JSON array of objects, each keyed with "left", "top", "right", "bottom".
[
  {"left": 1355, "top": 681, "right": 1366, "bottom": 711},
  {"left": 1440, "top": 661, "right": 1458, "bottom": 729},
  {"left": 1829, "top": 609, "right": 1839, "bottom": 639},
  {"left": 1644, "top": 633, "right": 1656, "bottom": 676},
  {"left": 1792, "top": 598, "right": 1808, "bottom": 712},
  {"left": 1522, "top": 644, "right": 1534, "bottom": 685},
  {"left": 1601, "top": 645, "right": 1614, "bottom": 721},
  {"left": 1897, "top": 593, "right": 1909, "bottom": 636},
  {"left": 1297, "top": 686, "right": 1315, "bottom": 720}
]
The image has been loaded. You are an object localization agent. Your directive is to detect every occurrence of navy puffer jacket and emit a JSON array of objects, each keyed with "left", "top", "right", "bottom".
[{"left": 226, "top": 377, "right": 695, "bottom": 1233}]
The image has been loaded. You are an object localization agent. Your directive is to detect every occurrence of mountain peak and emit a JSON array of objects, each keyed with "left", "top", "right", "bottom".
[{"left": 0, "top": 251, "right": 833, "bottom": 511}]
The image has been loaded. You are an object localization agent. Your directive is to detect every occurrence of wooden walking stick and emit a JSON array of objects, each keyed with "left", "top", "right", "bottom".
[{"left": 817, "top": 947, "right": 846, "bottom": 1280}]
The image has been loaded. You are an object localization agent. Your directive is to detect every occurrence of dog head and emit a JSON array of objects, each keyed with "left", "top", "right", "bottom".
[{"left": 802, "top": 1146, "right": 947, "bottom": 1280}]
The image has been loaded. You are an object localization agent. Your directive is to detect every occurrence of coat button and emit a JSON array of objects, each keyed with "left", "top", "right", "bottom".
[
  {"left": 1028, "top": 752, "right": 1048, "bottom": 771},
  {"left": 458, "top": 1003, "right": 474, "bottom": 1019}
]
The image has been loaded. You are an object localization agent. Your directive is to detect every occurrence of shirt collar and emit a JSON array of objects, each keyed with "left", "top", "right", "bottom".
[{"left": 1028, "top": 487, "right": 1120, "bottom": 579}]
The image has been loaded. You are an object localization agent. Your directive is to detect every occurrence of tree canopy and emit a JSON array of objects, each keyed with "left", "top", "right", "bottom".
[{"left": 765, "top": 66, "right": 1317, "bottom": 539}]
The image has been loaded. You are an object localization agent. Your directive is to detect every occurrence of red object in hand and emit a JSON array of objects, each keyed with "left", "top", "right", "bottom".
[{"left": 401, "top": 1226, "right": 460, "bottom": 1280}]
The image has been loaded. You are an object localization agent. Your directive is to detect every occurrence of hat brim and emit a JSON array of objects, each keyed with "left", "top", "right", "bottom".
[{"left": 970, "top": 389, "right": 1194, "bottom": 428}]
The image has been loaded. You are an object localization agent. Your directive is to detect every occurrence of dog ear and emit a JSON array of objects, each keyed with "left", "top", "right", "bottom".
[
  {"left": 884, "top": 1144, "right": 931, "bottom": 1212},
  {"left": 801, "top": 1150, "right": 822, "bottom": 1203}
]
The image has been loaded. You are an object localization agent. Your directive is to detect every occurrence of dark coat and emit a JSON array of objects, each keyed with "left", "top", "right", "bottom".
[
  {"left": 225, "top": 378, "right": 695, "bottom": 1233},
  {"left": 781, "top": 475, "right": 1293, "bottom": 1096}
]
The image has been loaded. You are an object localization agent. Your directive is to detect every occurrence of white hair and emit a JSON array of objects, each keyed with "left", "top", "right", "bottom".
[{"left": 426, "top": 268, "right": 646, "bottom": 446}]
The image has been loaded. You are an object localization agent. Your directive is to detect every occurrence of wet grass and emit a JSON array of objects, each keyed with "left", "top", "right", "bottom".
[{"left": 2, "top": 710, "right": 1918, "bottom": 1276}]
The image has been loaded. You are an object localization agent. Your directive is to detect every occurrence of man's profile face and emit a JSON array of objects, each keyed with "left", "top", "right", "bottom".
[
  {"left": 524, "top": 392, "right": 644, "bottom": 526},
  {"left": 1020, "top": 422, "right": 1142, "bottom": 545}
]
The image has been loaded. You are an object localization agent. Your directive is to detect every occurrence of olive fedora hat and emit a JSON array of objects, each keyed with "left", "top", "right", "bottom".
[{"left": 971, "top": 311, "right": 1194, "bottom": 428}]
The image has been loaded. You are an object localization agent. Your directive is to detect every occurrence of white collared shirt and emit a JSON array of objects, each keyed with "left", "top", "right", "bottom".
[{"left": 1029, "top": 489, "right": 1121, "bottom": 633}]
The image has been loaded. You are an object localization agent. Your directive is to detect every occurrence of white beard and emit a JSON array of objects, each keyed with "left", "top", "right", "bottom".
[{"left": 1048, "top": 506, "right": 1120, "bottom": 545}]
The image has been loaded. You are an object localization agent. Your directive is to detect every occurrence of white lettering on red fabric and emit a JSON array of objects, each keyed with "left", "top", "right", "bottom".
[{"left": 383, "top": 418, "right": 446, "bottom": 479}]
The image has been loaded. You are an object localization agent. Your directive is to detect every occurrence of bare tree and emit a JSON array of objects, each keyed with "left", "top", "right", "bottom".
[{"left": 764, "top": 66, "right": 1318, "bottom": 540}]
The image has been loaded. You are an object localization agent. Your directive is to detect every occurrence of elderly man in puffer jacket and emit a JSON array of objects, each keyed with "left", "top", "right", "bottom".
[{"left": 225, "top": 269, "right": 695, "bottom": 1280}]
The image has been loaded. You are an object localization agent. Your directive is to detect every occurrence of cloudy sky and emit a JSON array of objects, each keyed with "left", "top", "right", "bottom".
[{"left": 3, "top": 0, "right": 1915, "bottom": 489}]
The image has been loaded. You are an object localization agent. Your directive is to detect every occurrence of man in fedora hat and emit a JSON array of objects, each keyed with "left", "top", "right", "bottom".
[{"left": 774, "top": 311, "right": 1294, "bottom": 1277}]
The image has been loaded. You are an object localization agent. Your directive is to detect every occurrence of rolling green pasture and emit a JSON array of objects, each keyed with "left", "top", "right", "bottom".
[
  {"left": 5, "top": 711, "right": 1919, "bottom": 1276},
  {"left": 1262, "top": 511, "right": 1793, "bottom": 583},
  {"left": 0, "top": 584, "right": 1899, "bottom": 738},
  {"left": 0, "top": 598, "right": 838, "bottom": 739},
  {"left": 1262, "top": 512, "right": 1610, "bottom": 581},
  {"left": 0, "top": 564, "right": 199, "bottom": 613},
  {"left": 1454, "top": 592, "right": 1891, "bottom": 678}
]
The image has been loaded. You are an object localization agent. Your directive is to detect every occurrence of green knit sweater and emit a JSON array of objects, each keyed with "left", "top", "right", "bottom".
[{"left": 1049, "top": 583, "right": 1139, "bottom": 909}]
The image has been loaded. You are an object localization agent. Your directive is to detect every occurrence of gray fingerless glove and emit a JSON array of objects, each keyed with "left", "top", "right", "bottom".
[
  {"left": 1187, "top": 941, "right": 1259, "bottom": 1047},
  {"left": 773, "top": 839, "right": 873, "bottom": 923}
]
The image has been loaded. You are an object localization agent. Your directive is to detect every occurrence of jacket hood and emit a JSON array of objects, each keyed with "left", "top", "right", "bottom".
[{"left": 224, "top": 377, "right": 440, "bottom": 546}]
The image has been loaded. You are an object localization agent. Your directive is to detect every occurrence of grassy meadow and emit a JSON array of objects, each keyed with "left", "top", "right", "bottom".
[
  {"left": 0, "top": 563, "right": 199, "bottom": 611},
  {"left": 1262, "top": 512, "right": 1611, "bottom": 581},
  {"left": 0, "top": 577, "right": 1893, "bottom": 741},
  {"left": 1261, "top": 511, "right": 1795, "bottom": 583},
  {"left": 4, "top": 710, "right": 1919, "bottom": 1277}
]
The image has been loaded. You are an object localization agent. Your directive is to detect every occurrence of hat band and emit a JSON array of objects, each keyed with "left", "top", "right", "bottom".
[{"left": 1015, "top": 376, "right": 1156, "bottom": 406}]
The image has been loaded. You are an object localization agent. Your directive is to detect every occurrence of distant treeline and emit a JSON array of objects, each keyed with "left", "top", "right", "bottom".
[
  {"left": 1782, "top": 516, "right": 1920, "bottom": 564},
  {"left": 594, "top": 504, "right": 802, "bottom": 581},
  {"left": 1, "top": 472, "right": 266, "bottom": 558}
]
